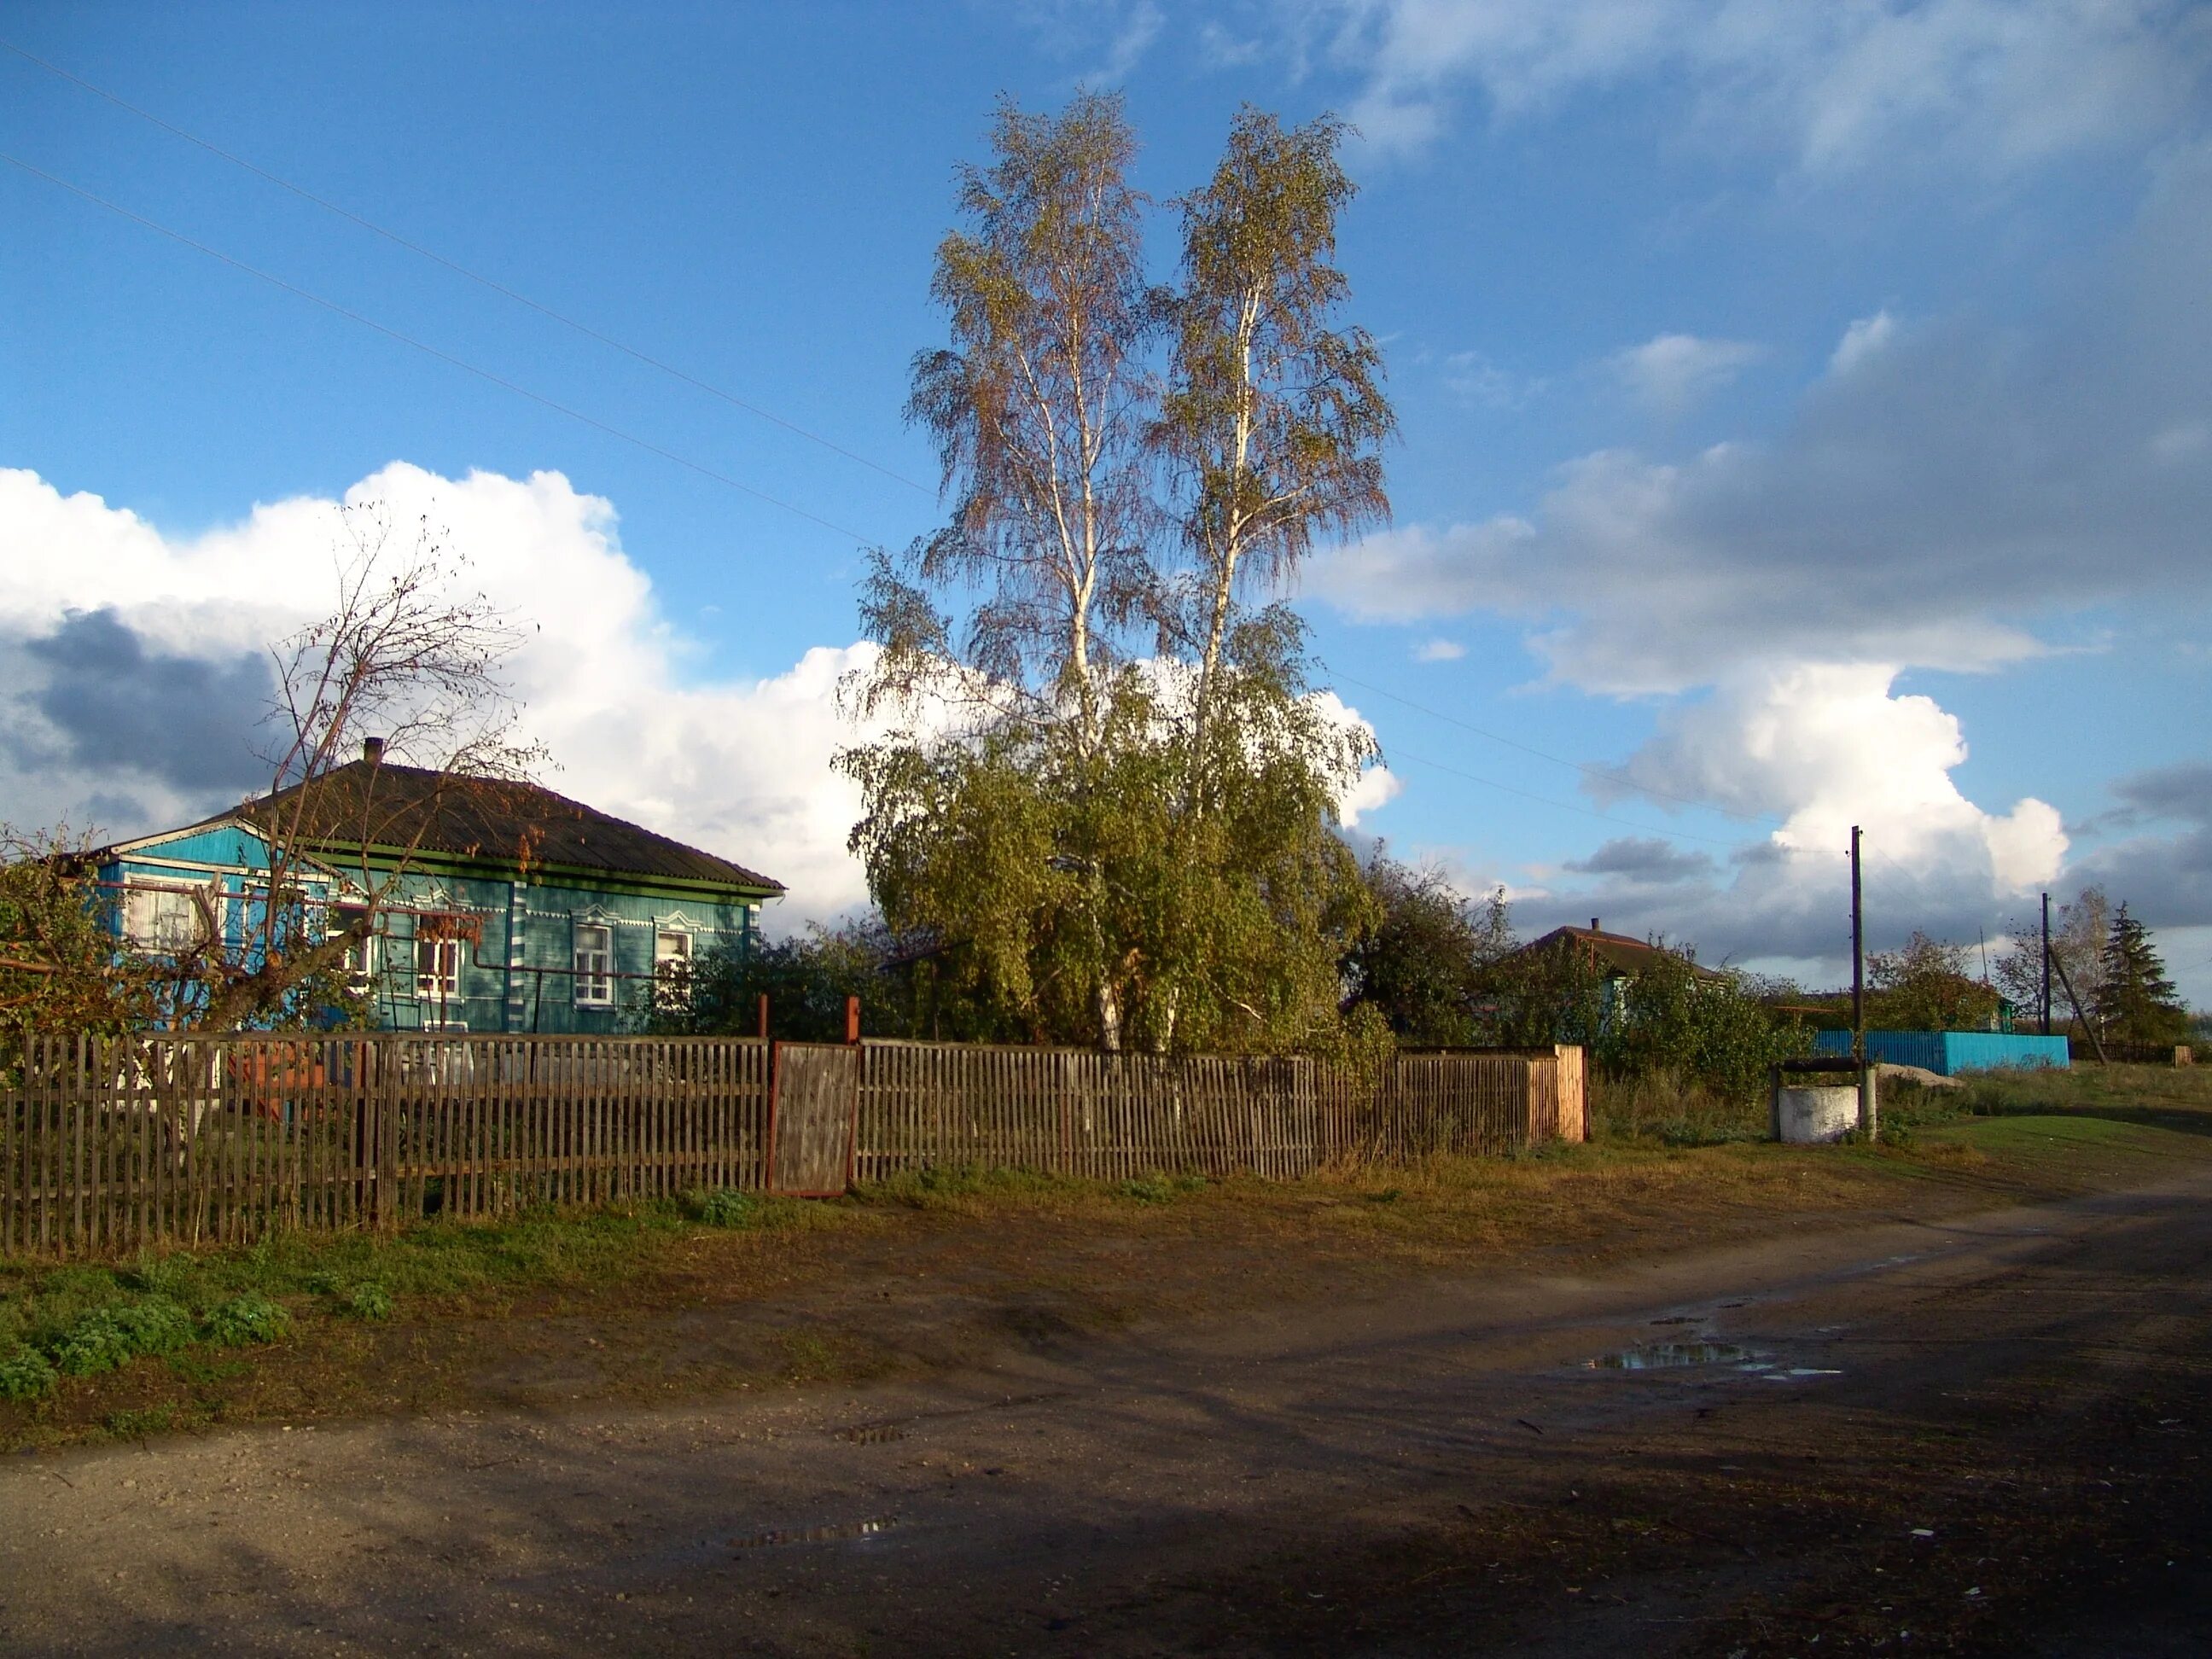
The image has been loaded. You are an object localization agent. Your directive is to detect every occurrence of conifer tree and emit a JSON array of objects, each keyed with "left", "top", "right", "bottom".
[{"left": 2093, "top": 904, "right": 2188, "bottom": 1045}]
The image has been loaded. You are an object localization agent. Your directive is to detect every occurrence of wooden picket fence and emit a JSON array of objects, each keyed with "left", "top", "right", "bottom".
[{"left": 0, "top": 1032, "right": 1585, "bottom": 1260}]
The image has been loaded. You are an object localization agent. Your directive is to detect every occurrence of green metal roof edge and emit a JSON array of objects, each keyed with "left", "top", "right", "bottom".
[{"left": 296, "top": 838, "right": 783, "bottom": 900}]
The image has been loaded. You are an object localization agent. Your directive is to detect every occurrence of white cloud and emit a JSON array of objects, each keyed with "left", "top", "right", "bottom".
[
  {"left": 1474, "top": 661, "right": 2070, "bottom": 968},
  {"left": 1, "top": 463, "right": 1408, "bottom": 924},
  {"left": 1609, "top": 332, "right": 1763, "bottom": 415},
  {"left": 1307, "top": 690, "right": 1401, "bottom": 826},
  {"left": 1313, "top": 0, "right": 2212, "bottom": 174},
  {"left": 1412, "top": 637, "right": 1465, "bottom": 661},
  {"left": 1608, "top": 662, "right": 2066, "bottom": 892},
  {"left": 1829, "top": 309, "right": 1896, "bottom": 375},
  {"left": 0, "top": 463, "right": 879, "bottom": 923}
]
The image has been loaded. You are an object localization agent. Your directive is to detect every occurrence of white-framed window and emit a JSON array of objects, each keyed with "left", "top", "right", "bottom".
[
  {"left": 333, "top": 905, "right": 375, "bottom": 980},
  {"left": 125, "top": 883, "right": 206, "bottom": 952},
  {"left": 654, "top": 928, "right": 692, "bottom": 1007},
  {"left": 415, "top": 935, "right": 461, "bottom": 1002},
  {"left": 574, "top": 923, "right": 614, "bottom": 1006}
]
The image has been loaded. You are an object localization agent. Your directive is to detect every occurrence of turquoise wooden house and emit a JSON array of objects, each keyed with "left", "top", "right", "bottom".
[{"left": 93, "top": 745, "right": 782, "bottom": 1032}]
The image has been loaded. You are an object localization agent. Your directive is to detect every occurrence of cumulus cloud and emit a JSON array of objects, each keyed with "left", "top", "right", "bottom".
[
  {"left": 1455, "top": 661, "right": 2068, "bottom": 967},
  {"left": 1606, "top": 663, "right": 2065, "bottom": 894},
  {"left": 1307, "top": 139, "right": 2212, "bottom": 696},
  {"left": 1610, "top": 333, "right": 1762, "bottom": 416},
  {"left": 1306, "top": 690, "right": 1401, "bottom": 826},
  {"left": 1560, "top": 837, "right": 1713, "bottom": 884},
  {"left": 0, "top": 463, "right": 882, "bottom": 921},
  {"left": 2071, "top": 762, "right": 2212, "bottom": 929},
  {"left": 1307, "top": 0, "right": 2212, "bottom": 173},
  {"left": 0, "top": 463, "right": 1404, "bottom": 924},
  {"left": 1412, "top": 637, "right": 1465, "bottom": 661},
  {"left": 10, "top": 609, "right": 271, "bottom": 795}
]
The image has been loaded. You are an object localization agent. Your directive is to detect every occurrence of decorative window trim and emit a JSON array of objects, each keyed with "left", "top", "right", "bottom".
[
  {"left": 573, "top": 920, "right": 614, "bottom": 1007},
  {"left": 123, "top": 881, "right": 211, "bottom": 952},
  {"left": 415, "top": 934, "right": 462, "bottom": 1002}
]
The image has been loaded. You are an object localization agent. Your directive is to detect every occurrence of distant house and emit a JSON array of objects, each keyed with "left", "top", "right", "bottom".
[
  {"left": 92, "top": 745, "right": 783, "bottom": 1033},
  {"left": 1493, "top": 918, "right": 1729, "bottom": 1025},
  {"left": 1509, "top": 919, "right": 1724, "bottom": 981}
]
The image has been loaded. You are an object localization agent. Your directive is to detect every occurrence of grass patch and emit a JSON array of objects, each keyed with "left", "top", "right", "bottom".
[
  {"left": 103, "top": 1403, "right": 177, "bottom": 1440},
  {"left": 1948, "top": 1061, "right": 2212, "bottom": 1129},
  {"left": 204, "top": 1293, "right": 291, "bottom": 1348},
  {"left": 1591, "top": 1070, "right": 1767, "bottom": 1146},
  {"left": 0, "top": 1192, "right": 864, "bottom": 1429},
  {"left": 690, "top": 1188, "right": 760, "bottom": 1228},
  {"left": 1115, "top": 1172, "right": 1208, "bottom": 1204},
  {"left": 858, "top": 1163, "right": 1102, "bottom": 1214}
]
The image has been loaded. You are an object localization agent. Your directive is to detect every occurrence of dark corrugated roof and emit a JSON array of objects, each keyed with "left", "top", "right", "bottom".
[
  {"left": 211, "top": 760, "right": 783, "bottom": 894},
  {"left": 1513, "top": 925, "right": 1728, "bottom": 981}
]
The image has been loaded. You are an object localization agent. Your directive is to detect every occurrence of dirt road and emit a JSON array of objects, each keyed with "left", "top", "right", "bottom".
[{"left": 3, "top": 1166, "right": 2207, "bottom": 1656}]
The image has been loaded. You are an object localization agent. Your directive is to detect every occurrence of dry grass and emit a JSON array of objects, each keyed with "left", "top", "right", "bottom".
[{"left": 1588, "top": 1070, "right": 1769, "bottom": 1145}]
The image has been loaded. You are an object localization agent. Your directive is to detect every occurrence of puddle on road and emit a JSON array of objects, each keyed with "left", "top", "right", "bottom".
[
  {"left": 1584, "top": 1342, "right": 1751, "bottom": 1371},
  {"left": 731, "top": 1516, "right": 901, "bottom": 1551}
]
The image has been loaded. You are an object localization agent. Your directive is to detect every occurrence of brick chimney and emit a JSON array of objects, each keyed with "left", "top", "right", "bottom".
[
  {"left": 362, "top": 736, "right": 386, "bottom": 765},
  {"left": 1590, "top": 917, "right": 1601, "bottom": 934}
]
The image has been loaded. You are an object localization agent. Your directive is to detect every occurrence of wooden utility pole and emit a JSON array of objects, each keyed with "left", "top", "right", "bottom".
[
  {"left": 1852, "top": 825, "right": 1874, "bottom": 1136},
  {"left": 2040, "top": 891, "right": 2053, "bottom": 1034},
  {"left": 2051, "top": 947, "right": 2109, "bottom": 1065}
]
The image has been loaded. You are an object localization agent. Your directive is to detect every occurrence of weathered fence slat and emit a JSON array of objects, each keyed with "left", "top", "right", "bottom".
[{"left": 3, "top": 1034, "right": 1579, "bottom": 1260}]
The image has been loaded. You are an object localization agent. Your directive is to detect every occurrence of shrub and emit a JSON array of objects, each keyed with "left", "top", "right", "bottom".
[
  {"left": 341, "top": 1282, "right": 394, "bottom": 1322},
  {"left": 0, "top": 1342, "right": 56, "bottom": 1401},
  {"left": 115, "top": 1296, "right": 197, "bottom": 1357},
  {"left": 204, "top": 1294, "right": 291, "bottom": 1348},
  {"left": 1600, "top": 953, "right": 1810, "bottom": 1105},
  {"left": 52, "top": 1309, "right": 137, "bottom": 1377},
  {"left": 105, "top": 1404, "right": 177, "bottom": 1439},
  {"left": 692, "top": 1188, "right": 759, "bottom": 1228}
]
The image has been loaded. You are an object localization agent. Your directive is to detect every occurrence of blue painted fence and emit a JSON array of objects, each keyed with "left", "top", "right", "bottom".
[{"left": 1812, "top": 1030, "right": 2070, "bottom": 1075}]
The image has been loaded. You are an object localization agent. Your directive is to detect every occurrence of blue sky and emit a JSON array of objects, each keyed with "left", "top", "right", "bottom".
[{"left": 3, "top": 2, "right": 2209, "bottom": 1003}]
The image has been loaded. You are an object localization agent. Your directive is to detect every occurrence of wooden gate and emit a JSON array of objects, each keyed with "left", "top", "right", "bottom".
[{"left": 767, "top": 1043, "right": 860, "bottom": 1196}]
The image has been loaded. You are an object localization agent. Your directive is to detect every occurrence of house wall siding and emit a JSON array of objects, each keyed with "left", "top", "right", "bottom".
[
  {"left": 357, "top": 870, "right": 756, "bottom": 1033},
  {"left": 97, "top": 827, "right": 762, "bottom": 1033}
]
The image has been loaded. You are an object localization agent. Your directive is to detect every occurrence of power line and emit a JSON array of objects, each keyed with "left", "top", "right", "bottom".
[
  {"left": 1334, "top": 668, "right": 1786, "bottom": 824},
  {"left": 2, "top": 152, "right": 879, "bottom": 544},
  {"left": 0, "top": 35, "right": 935, "bottom": 498}
]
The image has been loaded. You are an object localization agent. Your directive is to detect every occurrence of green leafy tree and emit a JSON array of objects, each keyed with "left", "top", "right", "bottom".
[
  {"left": 1469, "top": 927, "right": 1607, "bottom": 1050},
  {"left": 1342, "top": 853, "right": 1511, "bottom": 1046},
  {"left": 1598, "top": 952, "right": 1810, "bottom": 1104},
  {"left": 2093, "top": 904, "right": 2188, "bottom": 1045},
  {"left": 1866, "top": 931, "right": 2000, "bottom": 1031},
  {"left": 1, "top": 824, "right": 157, "bottom": 1071},
  {"left": 649, "top": 915, "right": 1000, "bottom": 1044},
  {"left": 841, "top": 95, "right": 1391, "bottom": 1057}
]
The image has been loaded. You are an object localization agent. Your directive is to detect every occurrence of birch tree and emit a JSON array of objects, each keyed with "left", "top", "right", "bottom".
[
  {"left": 1156, "top": 108, "right": 1393, "bottom": 812},
  {"left": 843, "top": 95, "right": 1393, "bottom": 1057},
  {"left": 871, "top": 90, "right": 1161, "bottom": 753}
]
